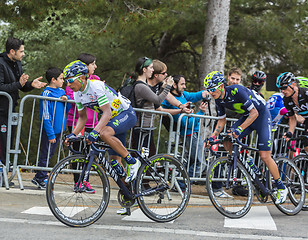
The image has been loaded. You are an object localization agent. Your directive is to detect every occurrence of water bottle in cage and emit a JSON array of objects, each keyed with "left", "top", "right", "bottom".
[
  {"left": 247, "top": 156, "right": 261, "bottom": 177},
  {"left": 141, "top": 147, "right": 149, "bottom": 158},
  {"left": 110, "top": 159, "right": 126, "bottom": 177}
]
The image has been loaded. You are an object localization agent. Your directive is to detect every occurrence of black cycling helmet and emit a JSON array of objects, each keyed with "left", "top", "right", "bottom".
[{"left": 251, "top": 71, "right": 267, "bottom": 92}]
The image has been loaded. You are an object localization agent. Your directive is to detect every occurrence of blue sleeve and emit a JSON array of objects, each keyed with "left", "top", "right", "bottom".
[
  {"left": 183, "top": 91, "right": 203, "bottom": 102},
  {"left": 66, "top": 95, "right": 71, "bottom": 113},
  {"left": 40, "top": 98, "right": 56, "bottom": 140}
]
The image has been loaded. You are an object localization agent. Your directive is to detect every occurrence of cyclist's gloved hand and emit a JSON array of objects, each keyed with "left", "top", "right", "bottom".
[
  {"left": 233, "top": 126, "right": 243, "bottom": 137},
  {"left": 87, "top": 130, "right": 99, "bottom": 143},
  {"left": 208, "top": 136, "right": 215, "bottom": 143},
  {"left": 285, "top": 131, "right": 293, "bottom": 139},
  {"left": 64, "top": 133, "right": 76, "bottom": 147},
  {"left": 66, "top": 133, "right": 76, "bottom": 139}
]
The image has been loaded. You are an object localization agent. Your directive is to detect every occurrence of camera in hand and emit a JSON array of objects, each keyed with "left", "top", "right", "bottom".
[
  {"left": 188, "top": 103, "right": 195, "bottom": 109},
  {"left": 202, "top": 96, "right": 211, "bottom": 103}
]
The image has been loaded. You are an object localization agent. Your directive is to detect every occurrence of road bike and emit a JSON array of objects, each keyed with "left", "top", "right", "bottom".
[
  {"left": 287, "top": 135, "right": 308, "bottom": 210},
  {"left": 206, "top": 133, "right": 305, "bottom": 218},
  {"left": 46, "top": 136, "right": 190, "bottom": 227}
]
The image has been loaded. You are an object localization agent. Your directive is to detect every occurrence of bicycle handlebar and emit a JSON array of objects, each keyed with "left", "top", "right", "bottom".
[
  {"left": 207, "top": 133, "right": 258, "bottom": 155},
  {"left": 65, "top": 135, "right": 108, "bottom": 155},
  {"left": 285, "top": 135, "right": 307, "bottom": 154}
]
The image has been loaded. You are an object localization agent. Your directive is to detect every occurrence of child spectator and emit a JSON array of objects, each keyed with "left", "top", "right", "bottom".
[{"left": 32, "top": 67, "right": 71, "bottom": 189}]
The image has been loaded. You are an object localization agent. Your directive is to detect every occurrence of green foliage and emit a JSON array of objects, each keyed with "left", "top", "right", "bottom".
[{"left": 0, "top": 0, "right": 307, "bottom": 161}]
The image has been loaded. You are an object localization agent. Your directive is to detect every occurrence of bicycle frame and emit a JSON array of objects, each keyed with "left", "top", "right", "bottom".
[
  {"left": 70, "top": 139, "right": 170, "bottom": 201},
  {"left": 210, "top": 136, "right": 271, "bottom": 196}
]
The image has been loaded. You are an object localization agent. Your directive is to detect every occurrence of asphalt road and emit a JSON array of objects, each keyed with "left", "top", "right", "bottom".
[{"left": 0, "top": 179, "right": 307, "bottom": 240}]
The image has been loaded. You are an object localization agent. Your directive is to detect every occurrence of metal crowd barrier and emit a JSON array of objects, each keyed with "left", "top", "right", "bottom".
[
  {"left": 6, "top": 95, "right": 174, "bottom": 189},
  {"left": 2, "top": 92, "right": 305, "bottom": 189},
  {"left": 0, "top": 91, "right": 14, "bottom": 189}
]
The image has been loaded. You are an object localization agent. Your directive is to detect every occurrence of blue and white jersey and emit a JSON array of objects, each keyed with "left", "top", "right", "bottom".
[
  {"left": 215, "top": 84, "right": 267, "bottom": 119},
  {"left": 74, "top": 80, "right": 131, "bottom": 118},
  {"left": 266, "top": 93, "right": 286, "bottom": 125}
]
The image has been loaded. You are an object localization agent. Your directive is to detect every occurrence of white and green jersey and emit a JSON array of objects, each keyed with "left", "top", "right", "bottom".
[{"left": 74, "top": 79, "right": 131, "bottom": 118}]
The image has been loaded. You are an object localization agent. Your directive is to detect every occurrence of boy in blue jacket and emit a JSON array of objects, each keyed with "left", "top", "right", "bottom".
[{"left": 32, "top": 67, "right": 71, "bottom": 189}]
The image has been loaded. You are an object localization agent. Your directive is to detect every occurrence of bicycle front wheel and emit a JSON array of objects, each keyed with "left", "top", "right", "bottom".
[
  {"left": 46, "top": 155, "right": 110, "bottom": 227},
  {"left": 293, "top": 154, "right": 308, "bottom": 210},
  {"left": 269, "top": 157, "right": 305, "bottom": 215},
  {"left": 135, "top": 154, "right": 190, "bottom": 222},
  {"left": 206, "top": 157, "right": 253, "bottom": 219}
]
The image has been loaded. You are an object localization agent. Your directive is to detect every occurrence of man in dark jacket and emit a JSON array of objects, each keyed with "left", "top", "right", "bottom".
[{"left": 0, "top": 37, "right": 46, "bottom": 167}]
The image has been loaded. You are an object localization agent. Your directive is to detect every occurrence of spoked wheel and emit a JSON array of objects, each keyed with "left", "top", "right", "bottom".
[
  {"left": 46, "top": 155, "right": 110, "bottom": 227},
  {"left": 293, "top": 155, "right": 308, "bottom": 211},
  {"left": 206, "top": 157, "right": 253, "bottom": 219},
  {"left": 269, "top": 157, "right": 305, "bottom": 215},
  {"left": 135, "top": 154, "right": 190, "bottom": 222}
]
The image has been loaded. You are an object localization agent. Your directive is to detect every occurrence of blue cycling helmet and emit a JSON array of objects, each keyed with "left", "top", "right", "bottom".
[
  {"left": 276, "top": 72, "right": 295, "bottom": 88},
  {"left": 63, "top": 60, "right": 88, "bottom": 79},
  {"left": 204, "top": 71, "right": 225, "bottom": 89}
]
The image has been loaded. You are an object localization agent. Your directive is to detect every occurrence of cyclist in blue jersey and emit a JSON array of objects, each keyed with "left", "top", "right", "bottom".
[
  {"left": 204, "top": 71, "right": 288, "bottom": 204},
  {"left": 63, "top": 60, "right": 140, "bottom": 183},
  {"left": 276, "top": 72, "right": 308, "bottom": 152}
]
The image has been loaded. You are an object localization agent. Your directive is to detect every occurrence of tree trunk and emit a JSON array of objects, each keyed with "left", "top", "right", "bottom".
[
  {"left": 199, "top": 0, "right": 230, "bottom": 87},
  {"left": 199, "top": 0, "right": 230, "bottom": 138}
]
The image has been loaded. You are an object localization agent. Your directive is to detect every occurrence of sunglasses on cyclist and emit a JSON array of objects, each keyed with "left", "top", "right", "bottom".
[
  {"left": 208, "top": 84, "right": 222, "bottom": 93},
  {"left": 253, "top": 79, "right": 264, "bottom": 85},
  {"left": 279, "top": 82, "right": 293, "bottom": 90},
  {"left": 66, "top": 76, "right": 80, "bottom": 84}
]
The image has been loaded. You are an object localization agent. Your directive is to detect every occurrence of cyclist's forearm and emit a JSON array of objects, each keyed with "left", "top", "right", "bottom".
[
  {"left": 72, "top": 109, "right": 87, "bottom": 135},
  {"left": 288, "top": 115, "right": 297, "bottom": 133},
  {"left": 239, "top": 108, "right": 258, "bottom": 130},
  {"left": 212, "top": 118, "right": 226, "bottom": 137}
]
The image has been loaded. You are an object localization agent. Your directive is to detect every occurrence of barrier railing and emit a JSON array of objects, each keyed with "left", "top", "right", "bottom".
[
  {"left": 9, "top": 95, "right": 174, "bottom": 189},
  {"left": 0, "top": 91, "right": 14, "bottom": 189},
  {"left": 2, "top": 92, "right": 305, "bottom": 190}
]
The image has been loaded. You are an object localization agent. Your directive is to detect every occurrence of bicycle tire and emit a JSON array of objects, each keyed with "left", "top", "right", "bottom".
[
  {"left": 269, "top": 157, "right": 305, "bottom": 215},
  {"left": 206, "top": 157, "right": 253, "bottom": 219},
  {"left": 292, "top": 154, "right": 308, "bottom": 210},
  {"left": 46, "top": 155, "right": 110, "bottom": 227},
  {"left": 135, "top": 154, "right": 190, "bottom": 222}
]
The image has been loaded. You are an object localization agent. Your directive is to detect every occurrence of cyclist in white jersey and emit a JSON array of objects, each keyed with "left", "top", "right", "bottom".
[{"left": 63, "top": 60, "right": 140, "bottom": 183}]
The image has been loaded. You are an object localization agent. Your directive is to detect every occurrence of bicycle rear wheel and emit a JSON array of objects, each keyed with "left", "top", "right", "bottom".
[
  {"left": 46, "top": 155, "right": 110, "bottom": 227},
  {"left": 293, "top": 154, "right": 308, "bottom": 210},
  {"left": 269, "top": 157, "right": 305, "bottom": 215},
  {"left": 206, "top": 157, "right": 253, "bottom": 219},
  {"left": 135, "top": 154, "right": 190, "bottom": 222}
]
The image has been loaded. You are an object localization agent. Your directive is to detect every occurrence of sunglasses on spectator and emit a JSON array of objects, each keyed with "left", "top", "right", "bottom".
[
  {"left": 160, "top": 71, "right": 167, "bottom": 75},
  {"left": 208, "top": 84, "right": 222, "bottom": 93},
  {"left": 66, "top": 76, "right": 80, "bottom": 84}
]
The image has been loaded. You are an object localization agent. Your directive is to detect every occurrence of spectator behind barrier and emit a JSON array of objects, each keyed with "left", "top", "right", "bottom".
[
  {"left": 32, "top": 67, "right": 71, "bottom": 189},
  {"left": 131, "top": 57, "right": 173, "bottom": 156},
  {"left": 0, "top": 37, "right": 46, "bottom": 175}
]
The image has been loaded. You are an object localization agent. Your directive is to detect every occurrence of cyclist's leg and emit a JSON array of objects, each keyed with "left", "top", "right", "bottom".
[
  {"left": 101, "top": 107, "right": 140, "bottom": 182},
  {"left": 253, "top": 112, "right": 288, "bottom": 204}
]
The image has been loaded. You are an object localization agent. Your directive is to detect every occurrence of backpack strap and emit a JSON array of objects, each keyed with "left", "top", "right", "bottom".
[{"left": 133, "top": 80, "right": 147, "bottom": 108}]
